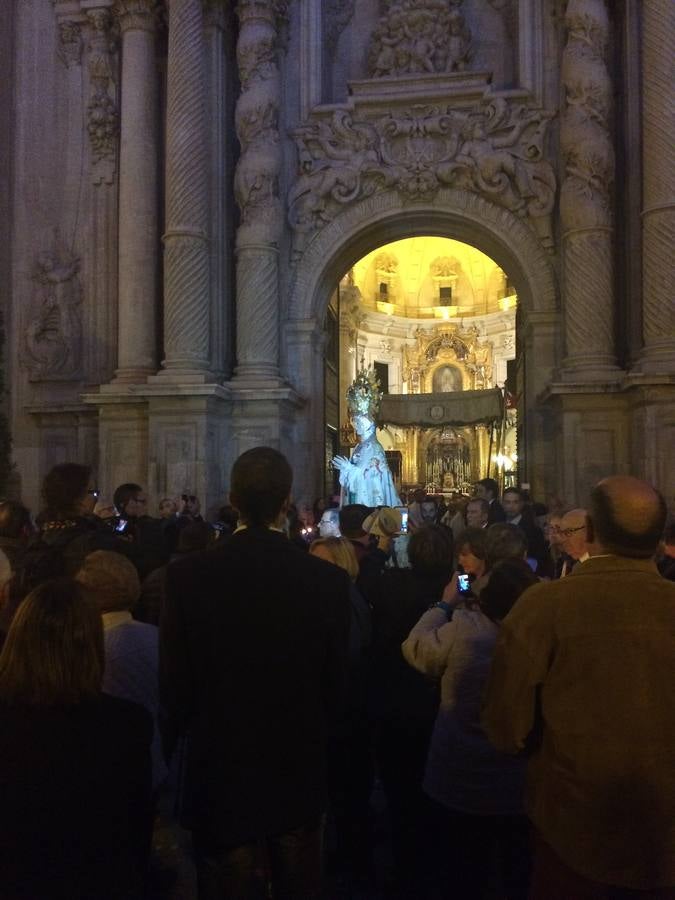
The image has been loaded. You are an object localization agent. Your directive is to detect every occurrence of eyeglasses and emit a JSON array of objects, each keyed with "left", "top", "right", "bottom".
[{"left": 561, "top": 525, "right": 585, "bottom": 537}]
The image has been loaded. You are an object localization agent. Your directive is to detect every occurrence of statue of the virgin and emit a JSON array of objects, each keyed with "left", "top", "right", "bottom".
[{"left": 332, "top": 368, "right": 401, "bottom": 508}]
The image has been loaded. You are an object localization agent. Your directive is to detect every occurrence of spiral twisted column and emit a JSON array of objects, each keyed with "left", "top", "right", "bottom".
[
  {"left": 161, "top": 0, "right": 210, "bottom": 374},
  {"left": 560, "top": 0, "right": 620, "bottom": 380},
  {"left": 640, "top": 0, "right": 675, "bottom": 373},
  {"left": 113, "top": 0, "right": 158, "bottom": 381},
  {"left": 233, "top": 0, "right": 287, "bottom": 383}
]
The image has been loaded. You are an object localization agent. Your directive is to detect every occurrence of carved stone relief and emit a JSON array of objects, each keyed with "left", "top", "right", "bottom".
[
  {"left": 86, "top": 9, "right": 118, "bottom": 185},
  {"left": 368, "top": 0, "right": 472, "bottom": 78},
  {"left": 23, "top": 234, "right": 83, "bottom": 381},
  {"left": 57, "top": 20, "right": 83, "bottom": 68},
  {"left": 234, "top": 0, "right": 288, "bottom": 245},
  {"left": 289, "top": 97, "right": 556, "bottom": 255}
]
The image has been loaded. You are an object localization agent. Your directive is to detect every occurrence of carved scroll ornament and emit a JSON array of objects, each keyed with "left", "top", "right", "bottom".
[{"left": 289, "top": 98, "right": 556, "bottom": 250}]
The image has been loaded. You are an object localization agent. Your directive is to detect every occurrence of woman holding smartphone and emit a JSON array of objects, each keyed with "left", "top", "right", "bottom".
[{"left": 402, "top": 560, "right": 538, "bottom": 900}]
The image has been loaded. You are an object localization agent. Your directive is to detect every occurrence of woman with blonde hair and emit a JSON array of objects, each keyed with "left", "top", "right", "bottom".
[
  {"left": 76, "top": 549, "right": 167, "bottom": 790},
  {"left": 309, "top": 535, "right": 373, "bottom": 884},
  {"left": 0, "top": 577, "right": 152, "bottom": 899}
]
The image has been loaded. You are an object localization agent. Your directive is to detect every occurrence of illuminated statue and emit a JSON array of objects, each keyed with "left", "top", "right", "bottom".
[{"left": 333, "top": 368, "right": 401, "bottom": 508}]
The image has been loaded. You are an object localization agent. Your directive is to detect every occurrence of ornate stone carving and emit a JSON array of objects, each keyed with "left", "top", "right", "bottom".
[
  {"left": 559, "top": 0, "right": 618, "bottom": 376},
  {"left": 234, "top": 0, "right": 287, "bottom": 382},
  {"left": 57, "top": 21, "right": 83, "bottom": 68},
  {"left": 24, "top": 236, "right": 83, "bottom": 381},
  {"left": 114, "top": 0, "right": 159, "bottom": 33},
  {"left": 289, "top": 98, "right": 556, "bottom": 252},
  {"left": 368, "top": 0, "right": 471, "bottom": 78},
  {"left": 234, "top": 0, "right": 287, "bottom": 244},
  {"left": 86, "top": 9, "right": 118, "bottom": 185},
  {"left": 430, "top": 256, "right": 459, "bottom": 278}
]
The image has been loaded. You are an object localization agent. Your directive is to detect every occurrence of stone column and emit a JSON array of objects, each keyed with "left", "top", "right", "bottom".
[
  {"left": 113, "top": 0, "right": 159, "bottom": 381},
  {"left": 639, "top": 0, "right": 675, "bottom": 373},
  {"left": 233, "top": 0, "right": 287, "bottom": 385},
  {"left": 160, "top": 0, "right": 211, "bottom": 376},
  {"left": 559, "top": 0, "right": 620, "bottom": 380}
]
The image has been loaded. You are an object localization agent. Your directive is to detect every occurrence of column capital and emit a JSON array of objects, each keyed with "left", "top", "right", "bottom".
[{"left": 113, "top": 0, "right": 158, "bottom": 33}]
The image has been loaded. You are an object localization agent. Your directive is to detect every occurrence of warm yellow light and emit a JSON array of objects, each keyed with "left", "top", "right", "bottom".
[
  {"left": 499, "top": 294, "right": 517, "bottom": 311},
  {"left": 433, "top": 305, "right": 457, "bottom": 319},
  {"left": 377, "top": 301, "right": 395, "bottom": 316}
]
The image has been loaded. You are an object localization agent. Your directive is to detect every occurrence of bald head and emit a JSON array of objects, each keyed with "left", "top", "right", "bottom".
[{"left": 589, "top": 476, "right": 667, "bottom": 559}]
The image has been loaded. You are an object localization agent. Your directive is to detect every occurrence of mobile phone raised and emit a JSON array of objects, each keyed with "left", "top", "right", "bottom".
[{"left": 457, "top": 573, "right": 471, "bottom": 594}]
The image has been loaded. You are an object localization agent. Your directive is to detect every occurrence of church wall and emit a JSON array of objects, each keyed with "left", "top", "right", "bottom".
[{"left": 3, "top": 0, "right": 674, "bottom": 514}]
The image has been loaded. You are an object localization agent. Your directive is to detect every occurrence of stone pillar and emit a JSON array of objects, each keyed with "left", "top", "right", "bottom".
[
  {"left": 559, "top": 0, "right": 620, "bottom": 380},
  {"left": 233, "top": 0, "right": 287, "bottom": 385},
  {"left": 204, "top": 0, "right": 232, "bottom": 379},
  {"left": 113, "top": 0, "right": 159, "bottom": 381},
  {"left": 160, "top": 0, "right": 211, "bottom": 376},
  {"left": 639, "top": 0, "right": 675, "bottom": 372}
]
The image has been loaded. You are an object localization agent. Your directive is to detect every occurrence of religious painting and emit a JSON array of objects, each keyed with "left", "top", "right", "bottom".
[{"left": 432, "top": 365, "right": 463, "bottom": 393}]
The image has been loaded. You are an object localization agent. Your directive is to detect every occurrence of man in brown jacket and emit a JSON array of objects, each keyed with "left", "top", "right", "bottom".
[{"left": 482, "top": 475, "right": 675, "bottom": 898}]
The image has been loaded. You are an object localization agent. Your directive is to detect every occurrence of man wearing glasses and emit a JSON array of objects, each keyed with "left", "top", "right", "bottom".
[{"left": 559, "top": 508, "right": 590, "bottom": 576}]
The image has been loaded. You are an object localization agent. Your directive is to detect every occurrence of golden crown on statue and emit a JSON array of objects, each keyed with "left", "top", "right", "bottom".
[{"left": 347, "top": 367, "right": 382, "bottom": 421}]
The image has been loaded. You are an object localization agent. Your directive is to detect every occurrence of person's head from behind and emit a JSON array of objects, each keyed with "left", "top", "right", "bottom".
[
  {"left": 75, "top": 550, "right": 141, "bottom": 614},
  {"left": 408, "top": 524, "right": 453, "bottom": 579},
  {"left": 230, "top": 447, "right": 293, "bottom": 528},
  {"left": 466, "top": 497, "right": 489, "bottom": 528},
  {"left": 457, "top": 527, "right": 488, "bottom": 578},
  {"left": 479, "top": 559, "right": 539, "bottom": 624},
  {"left": 0, "top": 577, "right": 103, "bottom": 705},
  {"left": 502, "top": 487, "right": 525, "bottom": 520},
  {"left": 0, "top": 501, "right": 33, "bottom": 541},
  {"left": 42, "top": 463, "right": 96, "bottom": 519},
  {"left": 475, "top": 478, "right": 499, "bottom": 502},
  {"left": 485, "top": 522, "right": 528, "bottom": 571},
  {"left": 177, "top": 521, "right": 215, "bottom": 553},
  {"left": 113, "top": 483, "right": 147, "bottom": 519},
  {"left": 310, "top": 536, "right": 359, "bottom": 581},
  {"left": 587, "top": 476, "right": 667, "bottom": 559},
  {"left": 339, "top": 504, "right": 372, "bottom": 542}
]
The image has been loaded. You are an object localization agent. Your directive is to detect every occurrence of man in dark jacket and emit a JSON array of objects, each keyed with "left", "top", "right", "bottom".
[{"left": 160, "top": 447, "right": 351, "bottom": 900}]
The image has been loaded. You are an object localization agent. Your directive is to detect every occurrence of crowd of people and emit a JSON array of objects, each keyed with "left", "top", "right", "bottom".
[{"left": 0, "top": 456, "right": 673, "bottom": 900}]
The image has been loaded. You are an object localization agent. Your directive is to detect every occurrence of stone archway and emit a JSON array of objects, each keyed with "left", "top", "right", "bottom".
[{"left": 284, "top": 188, "right": 560, "bottom": 503}]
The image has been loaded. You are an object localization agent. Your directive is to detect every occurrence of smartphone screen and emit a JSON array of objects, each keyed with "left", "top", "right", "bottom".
[
  {"left": 115, "top": 519, "right": 128, "bottom": 533},
  {"left": 396, "top": 507, "right": 408, "bottom": 534},
  {"left": 457, "top": 573, "right": 471, "bottom": 594}
]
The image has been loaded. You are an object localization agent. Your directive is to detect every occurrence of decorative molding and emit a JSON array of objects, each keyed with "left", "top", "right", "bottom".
[
  {"left": 559, "top": 0, "right": 618, "bottom": 377},
  {"left": 368, "top": 0, "right": 472, "bottom": 78},
  {"left": 86, "top": 9, "right": 119, "bottom": 185},
  {"left": 287, "top": 188, "right": 558, "bottom": 323},
  {"left": 23, "top": 233, "right": 83, "bottom": 381},
  {"left": 114, "top": 0, "right": 159, "bottom": 33},
  {"left": 57, "top": 20, "right": 83, "bottom": 68},
  {"left": 234, "top": 0, "right": 287, "bottom": 245},
  {"left": 288, "top": 96, "right": 556, "bottom": 258}
]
